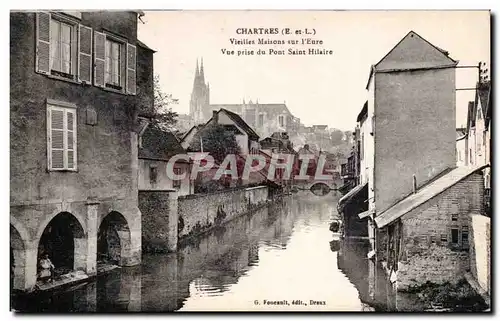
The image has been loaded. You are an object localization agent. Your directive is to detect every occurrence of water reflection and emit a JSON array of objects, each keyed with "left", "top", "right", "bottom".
[{"left": 14, "top": 191, "right": 378, "bottom": 312}]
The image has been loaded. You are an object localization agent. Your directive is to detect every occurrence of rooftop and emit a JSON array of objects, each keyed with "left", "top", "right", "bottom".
[
  {"left": 374, "top": 164, "right": 489, "bottom": 228},
  {"left": 139, "top": 126, "right": 186, "bottom": 161},
  {"left": 220, "top": 108, "right": 260, "bottom": 141}
]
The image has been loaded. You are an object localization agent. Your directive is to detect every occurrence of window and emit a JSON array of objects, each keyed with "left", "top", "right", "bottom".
[
  {"left": 173, "top": 168, "right": 182, "bottom": 188},
  {"left": 451, "top": 214, "right": 458, "bottom": 221},
  {"left": 462, "top": 226, "right": 469, "bottom": 247},
  {"left": 50, "top": 19, "right": 73, "bottom": 76},
  {"left": 440, "top": 234, "right": 448, "bottom": 242},
  {"left": 149, "top": 166, "right": 158, "bottom": 185},
  {"left": 278, "top": 115, "right": 285, "bottom": 127},
  {"left": 451, "top": 228, "right": 459, "bottom": 244},
  {"left": 47, "top": 103, "right": 77, "bottom": 171},
  {"left": 105, "top": 38, "right": 122, "bottom": 88},
  {"left": 35, "top": 12, "right": 136, "bottom": 94},
  {"left": 258, "top": 114, "right": 265, "bottom": 127},
  {"left": 94, "top": 31, "right": 136, "bottom": 94},
  {"left": 36, "top": 12, "right": 93, "bottom": 83}
]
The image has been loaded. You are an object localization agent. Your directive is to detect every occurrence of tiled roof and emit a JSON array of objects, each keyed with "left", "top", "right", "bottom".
[
  {"left": 181, "top": 124, "right": 203, "bottom": 142},
  {"left": 356, "top": 101, "right": 368, "bottom": 122},
  {"left": 486, "top": 89, "right": 492, "bottom": 127},
  {"left": 467, "top": 101, "right": 475, "bottom": 130},
  {"left": 139, "top": 126, "right": 186, "bottom": 161},
  {"left": 375, "top": 164, "right": 489, "bottom": 228},
  {"left": 477, "top": 81, "right": 491, "bottom": 121},
  {"left": 456, "top": 127, "right": 467, "bottom": 140},
  {"left": 337, "top": 182, "right": 368, "bottom": 212},
  {"left": 220, "top": 109, "right": 260, "bottom": 141},
  {"left": 137, "top": 39, "right": 156, "bottom": 52},
  {"left": 467, "top": 81, "right": 491, "bottom": 131}
]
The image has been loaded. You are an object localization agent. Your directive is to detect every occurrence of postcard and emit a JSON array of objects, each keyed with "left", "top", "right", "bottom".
[{"left": 10, "top": 9, "right": 491, "bottom": 312}]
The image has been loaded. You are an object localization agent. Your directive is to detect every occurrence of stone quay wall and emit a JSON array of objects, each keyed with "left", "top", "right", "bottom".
[{"left": 139, "top": 186, "right": 269, "bottom": 252}]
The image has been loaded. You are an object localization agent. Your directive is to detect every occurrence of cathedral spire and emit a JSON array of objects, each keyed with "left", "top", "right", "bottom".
[
  {"left": 193, "top": 59, "right": 200, "bottom": 87},
  {"left": 200, "top": 57, "right": 205, "bottom": 83}
]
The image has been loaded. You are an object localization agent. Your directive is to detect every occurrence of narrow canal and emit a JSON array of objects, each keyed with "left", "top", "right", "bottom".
[{"left": 13, "top": 191, "right": 408, "bottom": 312}]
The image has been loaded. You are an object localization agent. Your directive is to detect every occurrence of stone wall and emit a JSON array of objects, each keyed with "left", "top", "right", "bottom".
[
  {"left": 178, "top": 186, "right": 268, "bottom": 239},
  {"left": 469, "top": 214, "right": 490, "bottom": 295},
  {"left": 395, "top": 173, "right": 484, "bottom": 290},
  {"left": 139, "top": 191, "right": 178, "bottom": 253}
]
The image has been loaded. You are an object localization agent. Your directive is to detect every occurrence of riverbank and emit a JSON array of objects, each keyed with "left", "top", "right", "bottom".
[
  {"left": 178, "top": 198, "right": 274, "bottom": 247},
  {"left": 401, "top": 279, "right": 488, "bottom": 311}
]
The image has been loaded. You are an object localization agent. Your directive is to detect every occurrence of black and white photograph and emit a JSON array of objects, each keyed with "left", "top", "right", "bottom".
[{"left": 8, "top": 9, "right": 492, "bottom": 312}]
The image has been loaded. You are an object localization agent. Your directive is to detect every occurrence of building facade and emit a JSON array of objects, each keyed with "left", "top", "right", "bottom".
[
  {"left": 465, "top": 80, "right": 491, "bottom": 216},
  {"left": 359, "top": 31, "right": 457, "bottom": 254},
  {"left": 183, "top": 109, "right": 260, "bottom": 156},
  {"left": 367, "top": 31, "right": 457, "bottom": 217},
  {"left": 374, "top": 166, "right": 486, "bottom": 290},
  {"left": 138, "top": 126, "right": 193, "bottom": 197},
  {"left": 10, "top": 11, "right": 151, "bottom": 291}
]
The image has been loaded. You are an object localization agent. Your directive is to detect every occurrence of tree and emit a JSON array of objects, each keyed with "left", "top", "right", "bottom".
[
  {"left": 189, "top": 124, "right": 241, "bottom": 164},
  {"left": 329, "top": 129, "right": 344, "bottom": 146},
  {"left": 150, "top": 74, "right": 179, "bottom": 130}
]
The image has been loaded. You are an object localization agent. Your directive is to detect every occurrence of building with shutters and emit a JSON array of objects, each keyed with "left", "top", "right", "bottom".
[
  {"left": 465, "top": 80, "right": 491, "bottom": 216},
  {"left": 10, "top": 11, "right": 153, "bottom": 292}
]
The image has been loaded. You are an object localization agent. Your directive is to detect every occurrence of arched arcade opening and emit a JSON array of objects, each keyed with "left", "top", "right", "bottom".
[
  {"left": 37, "top": 212, "right": 87, "bottom": 277},
  {"left": 97, "top": 211, "right": 131, "bottom": 266}
]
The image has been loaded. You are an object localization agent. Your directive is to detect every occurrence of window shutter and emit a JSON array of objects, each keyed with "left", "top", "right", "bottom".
[
  {"left": 126, "top": 43, "right": 136, "bottom": 95},
  {"left": 49, "top": 109, "right": 65, "bottom": 169},
  {"left": 120, "top": 44, "right": 127, "bottom": 89},
  {"left": 36, "top": 12, "right": 51, "bottom": 74},
  {"left": 93, "top": 31, "right": 106, "bottom": 87},
  {"left": 66, "top": 109, "right": 77, "bottom": 169},
  {"left": 78, "top": 25, "right": 92, "bottom": 83}
]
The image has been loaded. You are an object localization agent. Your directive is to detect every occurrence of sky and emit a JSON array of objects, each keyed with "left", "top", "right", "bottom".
[{"left": 137, "top": 10, "right": 490, "bottom": 131}]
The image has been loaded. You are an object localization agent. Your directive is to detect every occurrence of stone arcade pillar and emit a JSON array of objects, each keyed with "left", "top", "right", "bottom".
[
  {"left": 13, "top": 241, "right": 38, "bottom": 292},
  {"left": 119, "top": 207, "right": 142, "bottom": 267},
  {"left": 84, "top": 201, "right": 99, "bottom": 276}
]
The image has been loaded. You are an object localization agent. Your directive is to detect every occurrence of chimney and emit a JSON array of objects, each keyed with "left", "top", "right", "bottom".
[
  {"left": 412, "top": 174, "right": 417, "bottom": 194},
  {"left": 213, "top": 110, "right": 218, "bottom": 124}
]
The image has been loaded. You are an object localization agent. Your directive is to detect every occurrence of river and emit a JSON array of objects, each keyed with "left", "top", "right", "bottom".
[{"left": 12, "top": 191, "right": 415, "bottom": 312}]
